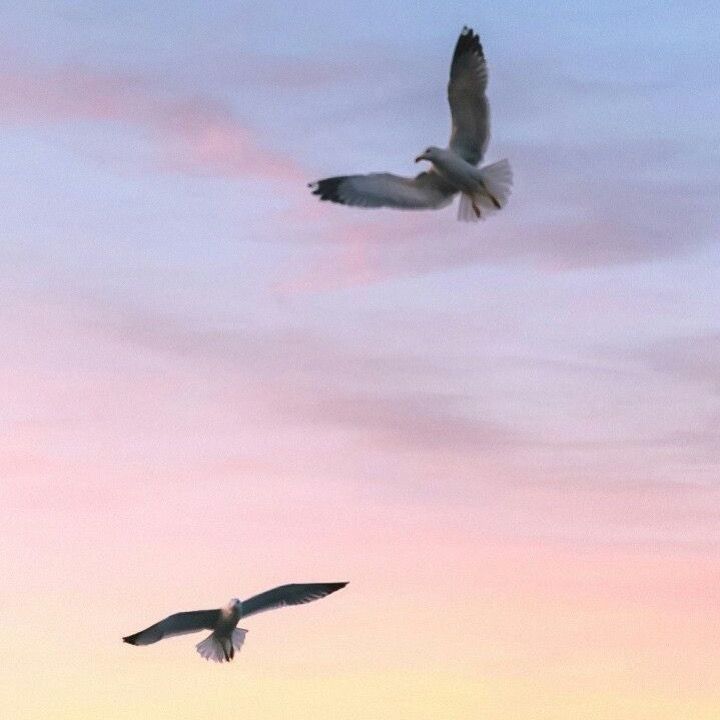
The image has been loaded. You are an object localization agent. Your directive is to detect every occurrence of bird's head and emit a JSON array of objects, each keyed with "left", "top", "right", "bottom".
[
  {"left": 227, "top": 598, "right": 242, "bottom": 611},
  {"left": 415, "top": 146, "right": 440, "bottom": 163}
]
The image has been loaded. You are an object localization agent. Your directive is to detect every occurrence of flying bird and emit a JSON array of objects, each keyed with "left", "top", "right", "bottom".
[
  {"left": 309, "top": 27, "right": 512, "bottom": 222},
  {"left": 123, "top": 582, "right": 347, "bottom": 663}
]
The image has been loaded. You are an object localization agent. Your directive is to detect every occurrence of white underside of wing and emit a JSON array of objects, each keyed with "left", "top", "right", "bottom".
[
  {"left": 345, "top": 174, "right": 450, "bottom": 208},
  {"left": 448, "top": 28, "right": 491, "bottom": 165},
  {"left": 312, "top": 172, "right": 455, "bottom": 210}
]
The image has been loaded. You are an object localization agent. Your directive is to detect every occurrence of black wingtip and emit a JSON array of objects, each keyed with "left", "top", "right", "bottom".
[
  {"left": 122, "top": 634, "right": 138, "bottom": 645},
  {"left": 453, "top": 26, "right": 483, "bottom": 65},
  {"left": 309, "top": 176, "right": 345, "bottom": 203}
]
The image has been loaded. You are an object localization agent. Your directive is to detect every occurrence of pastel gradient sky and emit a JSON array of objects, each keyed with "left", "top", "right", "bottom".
[{"left": 2, "top": 2, "right": 719, "bottom": 718}]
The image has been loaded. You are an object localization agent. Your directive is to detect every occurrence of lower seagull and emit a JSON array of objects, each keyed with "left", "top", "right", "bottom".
[{"left": 123, "top": 582, "right": 348, "bottom": 663}]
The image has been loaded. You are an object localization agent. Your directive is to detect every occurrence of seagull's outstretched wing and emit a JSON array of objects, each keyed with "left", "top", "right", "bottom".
[
  {"left": 448, "top": 27, "right": 490, "bottom": 166},
  {"left": 310, "top": 171, "right": 456, "bottom": 209},
  {"left": 241, "top": 582, "right": 348, "bottom": 618},
  {"left": 123, "top": 609, "right": 220, "bottom": 646}
]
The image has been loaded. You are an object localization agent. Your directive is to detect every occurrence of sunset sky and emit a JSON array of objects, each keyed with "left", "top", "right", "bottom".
[{"left": 1, "top": 2, "right": 719, "bottom": 718}]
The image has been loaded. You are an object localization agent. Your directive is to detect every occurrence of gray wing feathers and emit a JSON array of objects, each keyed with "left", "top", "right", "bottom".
[
  {"left": 310, "top": 172, "right": 456, "bottom": 209},
  {"left": 448, "top": 27, "right": 490, "bottom": 165},
  {"left": 241, "top": 582, "right": 348, "bottom": 618},
  {"left": 123, "top": 609, "right": 220, "bottom": 645}
]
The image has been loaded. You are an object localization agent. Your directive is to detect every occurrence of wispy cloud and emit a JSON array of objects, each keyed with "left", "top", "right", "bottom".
[
  {"left": 296, "top": 391, "right": 520, "bottom": 454},
  {"left": 643, "top": 333, "right": 720, "bottom": 389},
  {"left": 0, "top": 61, "right": 301, "bottom": 181},
  {"left": 72, "top": 296, "right": 519, "bottom": 458}
]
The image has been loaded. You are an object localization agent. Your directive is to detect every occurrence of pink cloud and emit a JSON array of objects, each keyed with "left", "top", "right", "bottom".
[{"left": 0, "top": 62, "right": 301, "bottom": 181}]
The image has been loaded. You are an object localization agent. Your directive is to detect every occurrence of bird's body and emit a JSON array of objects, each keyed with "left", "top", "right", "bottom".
[
  {"left": 217, "top": 600, "right": 242, "bottom": 630},
  {"left": 196, "top": 600, "right": 245, "bottom": 662},
  {"left": 425, "top": 147, "right": 480, "bottom": 194},
  {"left": 123, "top": 582, "right": 347, "bottom": 663},
  {"left": 420, "top": 148, "right": 510, "bottom": 217},
  {"left": 310, "top": 27, "right": 512, "bottom": 222}
]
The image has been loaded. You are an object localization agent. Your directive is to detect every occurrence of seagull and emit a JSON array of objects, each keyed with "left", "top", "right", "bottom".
[
  {"left": 122, "top": 582, "right": 347, "bottom": 663},
  {"left": 309, "top": 27, "right": 512, "bottom": 222}
]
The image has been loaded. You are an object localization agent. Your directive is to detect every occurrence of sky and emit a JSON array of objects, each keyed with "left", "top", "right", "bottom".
[{"left": 1, "top": 2, "right": 719, "bottom": 718}]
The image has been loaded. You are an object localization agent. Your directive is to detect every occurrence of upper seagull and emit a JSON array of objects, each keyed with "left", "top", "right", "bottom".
[
  {"left": 123, "top": 582, "right": 347, "bottom": 663},
  {"left": 309, "top": 27, "right": 512, "bottom": 222}
]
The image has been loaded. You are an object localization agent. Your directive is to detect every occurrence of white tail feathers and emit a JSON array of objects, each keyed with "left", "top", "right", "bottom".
[
  {"left": 457, "top": 159, "right": 513, "bottom": 222},
  {"left": 457, "top": 192, "right": 478, "bottom": 222},
  {"left": 196, "top": 628, "right": 248, "bottom": 663}
]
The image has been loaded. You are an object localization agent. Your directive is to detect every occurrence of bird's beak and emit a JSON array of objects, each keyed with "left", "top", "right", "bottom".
[{"left": 414, "top": 155, "right": 424, "bottom": 163}]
